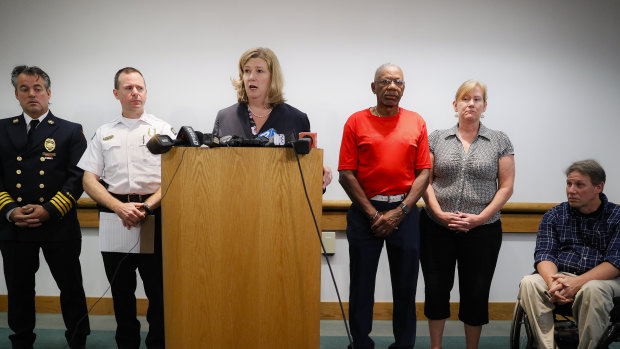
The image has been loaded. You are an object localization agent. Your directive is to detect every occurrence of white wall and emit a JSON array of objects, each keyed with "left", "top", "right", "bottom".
[{"left": 0, "top": 0, "right": 619, "bottom": 302}]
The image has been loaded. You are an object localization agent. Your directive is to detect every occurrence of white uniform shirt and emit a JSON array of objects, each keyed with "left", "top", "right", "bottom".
[{"left": 77, "top": 113, "right": 175, "bottom": 194}]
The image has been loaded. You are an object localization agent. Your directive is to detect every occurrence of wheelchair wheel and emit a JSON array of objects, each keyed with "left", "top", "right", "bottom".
[{"left": 511, "top": 302, "right": 536, "bottom": 349}]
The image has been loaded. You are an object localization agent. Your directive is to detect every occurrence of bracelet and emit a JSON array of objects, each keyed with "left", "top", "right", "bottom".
[{"left": 370, "top": 211, "right": 379, "bottom": 222}]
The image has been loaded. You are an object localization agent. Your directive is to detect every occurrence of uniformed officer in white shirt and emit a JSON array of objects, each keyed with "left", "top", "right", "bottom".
[{"left": 77, "top": 67, "right": 175, "bottom": 349}]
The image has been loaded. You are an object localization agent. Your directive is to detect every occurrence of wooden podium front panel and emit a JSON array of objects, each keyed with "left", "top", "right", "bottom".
[{"left": 161, "top": 147, "right": 322, "bottom": 348}]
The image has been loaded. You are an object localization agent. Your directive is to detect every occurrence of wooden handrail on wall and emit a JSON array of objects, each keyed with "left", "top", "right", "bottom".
[{"left": 78, "top": 198, "right": 556, "bottom": 233}]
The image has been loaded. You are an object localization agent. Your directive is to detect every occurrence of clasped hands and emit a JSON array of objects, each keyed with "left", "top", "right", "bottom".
[
  {"left": 10, "top": 204, "right": 51, "bottom": 228},
  {"left": 440, "top": 211, "right": 483, "bottom": 232},
  {"left": 546, "top": 274, "right": 582, "bottom": 304},
  {"left": 370, "top": 209, "right": 404, "bottom": 238},
  {"left": 114, "top": 202, "right": 149, "bottom": 229}
]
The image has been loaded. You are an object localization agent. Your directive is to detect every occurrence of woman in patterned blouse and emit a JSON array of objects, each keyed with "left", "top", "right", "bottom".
[{"left": 420, "top": 79, "right": 515, "bottom": 349}]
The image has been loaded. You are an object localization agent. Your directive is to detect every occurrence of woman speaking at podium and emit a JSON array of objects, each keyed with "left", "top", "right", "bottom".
[{"left": 213, "top": 47, "right": 332, "bottom": 189}]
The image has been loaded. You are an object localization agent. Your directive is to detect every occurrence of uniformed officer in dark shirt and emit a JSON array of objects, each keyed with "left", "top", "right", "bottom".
[{"left": 0, "top": 65, "right": 90, "bottom": 349}]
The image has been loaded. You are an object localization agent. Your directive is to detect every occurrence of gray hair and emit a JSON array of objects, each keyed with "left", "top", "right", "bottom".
[
  {"left": 565, "top": 159, "right": 606, "bottom": 186},
  {"left": 11, "top": 65, "right": 51, "bottom": 91}
]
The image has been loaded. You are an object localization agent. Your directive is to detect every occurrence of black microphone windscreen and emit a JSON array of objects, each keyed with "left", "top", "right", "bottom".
[
  {"left": 177, "top": 126, "right": 201, "bottom": 147},
  {"left": 292, "top": 138, "right": 311, "bottom": 155},
  {"left": 147, "top": 134, "right": 174, "bottom": 154}
]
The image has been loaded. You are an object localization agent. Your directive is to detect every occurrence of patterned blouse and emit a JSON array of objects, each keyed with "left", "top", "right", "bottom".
[{"left": 424, "top": 122, "right": 514, "bottom": 225}]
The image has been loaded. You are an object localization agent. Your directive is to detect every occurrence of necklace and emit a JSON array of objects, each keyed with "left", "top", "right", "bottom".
[
  {"left": 373, "top": 106, "right": 398, "bottom": 117},
  {"left": 248, "top": 106, "right": 272, "bottom": 119},
  {"left": 372, "top": 107, "right": 384, "bottom": 117}
]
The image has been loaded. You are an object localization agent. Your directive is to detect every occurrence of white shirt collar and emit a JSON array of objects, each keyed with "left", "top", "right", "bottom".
[
  {"left": 23, "top": 110, "right": 50, "bottom": 126},
  {"left": 114, "top": 111, "right": 154, "bottom": 128}
]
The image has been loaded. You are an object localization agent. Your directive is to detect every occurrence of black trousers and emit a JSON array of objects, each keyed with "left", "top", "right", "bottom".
[
  {"left": 0, "top": 239, "right": 90, "bottom": 349},
  {"left": 101, "top": 211, "right": 164, "bottom": 349},
  {"left": 346, "top": 201, "right": 420, "bottom": 349},
  {"left": 419, "top": 210, "right": 502, "bottom": 326}
]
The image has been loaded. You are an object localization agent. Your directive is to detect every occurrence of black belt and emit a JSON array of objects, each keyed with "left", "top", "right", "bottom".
[
  {"left": 98, "top": 192, "right": 153, "bottom": 213},
  {"left": 109, "top": 193, "right": 152, "bottom": 203}
]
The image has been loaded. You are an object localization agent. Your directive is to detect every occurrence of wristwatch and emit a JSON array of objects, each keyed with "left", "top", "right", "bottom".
[
  {"left": 143, "top": 202, "right": 153, "bottom": 216},
  {"left": 399, "top": 202, "right": 411, "bottom": 215}
]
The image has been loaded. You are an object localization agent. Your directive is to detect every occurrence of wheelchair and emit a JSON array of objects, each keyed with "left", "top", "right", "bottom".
[{"left": 510, "top": 297, "right": 620, "bottom": 348}]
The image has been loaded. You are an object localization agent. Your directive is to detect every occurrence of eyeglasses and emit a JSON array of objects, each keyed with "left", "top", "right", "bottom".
[{"left": 374, "top": 79, "right": 405, "bottom": 87}]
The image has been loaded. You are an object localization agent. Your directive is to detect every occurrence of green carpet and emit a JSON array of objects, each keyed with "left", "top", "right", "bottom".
[
  {"left": 0, "top": 328, "right": 512, "bottom": 348},
  {"left": 0, "top": 328, "right": 147, "bottom": 349},
  {"left": 321, "top": 336, "right": 510, "bottom": 348},
  {"left": 4, "top": 328, "right": 619, "bottom": 348}
]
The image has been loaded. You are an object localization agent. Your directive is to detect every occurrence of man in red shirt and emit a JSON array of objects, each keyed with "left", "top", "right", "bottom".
[{"left": 338, "top": 63, "right": 431, "bottom": 349}]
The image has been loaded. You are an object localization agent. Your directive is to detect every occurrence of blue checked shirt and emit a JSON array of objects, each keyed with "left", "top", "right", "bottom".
[{"left": 534, "top": 193, "right": 620, "bottom": 274}]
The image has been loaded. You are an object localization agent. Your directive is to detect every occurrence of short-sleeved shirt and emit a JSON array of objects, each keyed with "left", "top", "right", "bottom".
[
  {"left": 425, "top": 123, "right": 513, "bottom": 225},
  {"left": 77, "top": 113, "right": 175, "bottom": 194},
  {"left": 338, "top": 108, "right": 431, "bottom": 198},
  {"left": 534, "top": 194, "right": 620, "bottom": 274}
]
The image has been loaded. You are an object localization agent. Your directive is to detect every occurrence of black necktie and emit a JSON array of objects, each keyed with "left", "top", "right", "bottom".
[{"left": 28, "top": 119, "right": 39, "bottom": 144}]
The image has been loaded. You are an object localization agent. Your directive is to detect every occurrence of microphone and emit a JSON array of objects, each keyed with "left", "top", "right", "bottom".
[
  {"left": 290, "top": 137, "right": 311, "bottom": 155},
  {"left": 146, "top": 134, "right": 176, "bottom": 154},
  {"left": 200, "top": 133, "right": 221, "bottom": 147},
  {"left": 146, "top": 126, "right": 202, "bottom": 154},
  {"left": 260, "top": 128, "right": 285, "bottom": 146},
  {"left": 299, "top": 132, "right": 317, "bottom": 149},
  {"left": 176, "top": 126, "right": 201, "bottom": 147},
  {"left": 287, "top": 132, "right": 317, "bottom": 155}
]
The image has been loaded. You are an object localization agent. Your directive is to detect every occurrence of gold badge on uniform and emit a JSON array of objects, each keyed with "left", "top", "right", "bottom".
[
  {"left": 44, "top": 138, "right": 56, "bottom": 152},
  {"left": 13, "top": 118, "right": 19, "bottom": 124},
  {"left": 103, "top": 135, "right": 114, "bottom": 141},
  {"left": 48, "top": 120, "right": 54, "bottom": 125}
]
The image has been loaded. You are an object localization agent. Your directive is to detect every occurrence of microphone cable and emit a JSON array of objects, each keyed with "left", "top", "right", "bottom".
[
  {"left": 64, "top": 149, "right": 188, "bottom": 348},
  {"left": 160, "top": 148, "right": 187, "bottom": 199},
  {"left": 63, "top": 237, "right": 140, "bottom": 349},
  {"left": 293, "top": 150, "right": 354, "bottom": 348}
]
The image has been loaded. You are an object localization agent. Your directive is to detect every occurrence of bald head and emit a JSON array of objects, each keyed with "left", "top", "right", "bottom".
[{"left": 374, "top": 63, "right": 403, "bottom": 80}]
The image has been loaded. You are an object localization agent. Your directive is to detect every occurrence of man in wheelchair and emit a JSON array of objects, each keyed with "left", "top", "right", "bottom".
[{"left": 518, "top": 159, "right": 620, "bottom": 349}]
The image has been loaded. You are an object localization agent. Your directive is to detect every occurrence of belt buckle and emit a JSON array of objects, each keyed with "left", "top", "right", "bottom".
[{"left": 390, "top": 194, "right": 404, "bottom": 203}]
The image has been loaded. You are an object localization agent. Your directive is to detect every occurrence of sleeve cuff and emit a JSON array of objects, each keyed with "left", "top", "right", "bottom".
[
  {"left": 0, "top": 191, "right": 18, "bottom": 218},
  {"left": 42, "top": 191, "right": 76, "bottom": 220},
  {"left": 604, "top": 258, "right": 620, "bottom": 272}
]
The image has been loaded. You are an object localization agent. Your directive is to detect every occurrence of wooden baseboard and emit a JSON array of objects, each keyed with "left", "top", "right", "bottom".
[
  {"left": 0, "top": 295, "right": 149, "bottom": 316},
  {"left": 0, "top": 295, "right": 516, "bottom": 321},
  {"left": 320, "top": 302, "right": 516, "bottom": 320}
]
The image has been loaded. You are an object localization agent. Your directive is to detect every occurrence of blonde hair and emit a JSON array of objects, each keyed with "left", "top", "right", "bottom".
[
  {"left": 232, "top": 47, "right": 285, "bottom": 107},
  {"left": 455, "top": 79, "right": 487, "bottom": 102}
]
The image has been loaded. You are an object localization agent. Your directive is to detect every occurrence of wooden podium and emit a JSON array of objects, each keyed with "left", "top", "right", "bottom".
[{"left": 160, "top": 147, "right": 322, "bottom": 348}]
